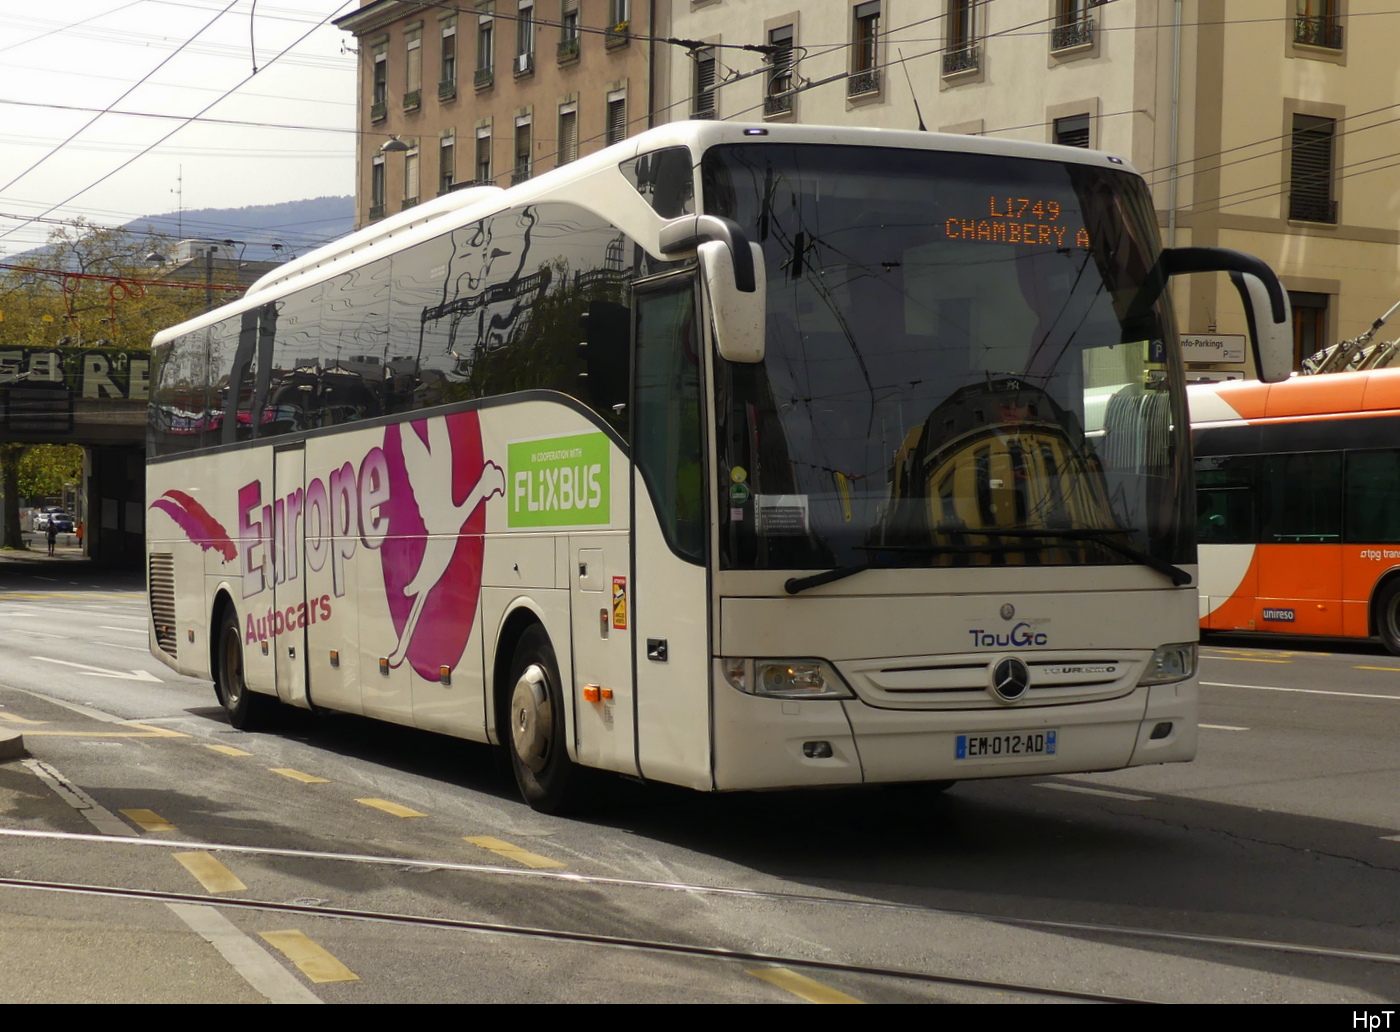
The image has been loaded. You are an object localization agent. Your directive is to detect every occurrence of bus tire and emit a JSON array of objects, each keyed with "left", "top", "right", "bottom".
[
  {"left": 506, "top": 625, "right": 577, "bottom": 814},
  {"left": 214, "top": 607, "right": 278, "bottom": 730},
  {"left": 1377, "top": 581, "right": 1400, "bottom": 656}
]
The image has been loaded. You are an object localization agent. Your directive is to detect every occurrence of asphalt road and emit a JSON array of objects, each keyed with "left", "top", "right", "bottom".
[{"left": 0, "top": 554, "right": 1397, "bottom": 1003}]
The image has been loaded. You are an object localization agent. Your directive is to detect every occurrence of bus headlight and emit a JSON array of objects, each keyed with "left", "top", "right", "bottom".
[
  {"left": 722, "top": 658, "right": 855, "bottom": 699},
  {"left": 1138, "top": 642, "right": 1197, "bottom": 686}
]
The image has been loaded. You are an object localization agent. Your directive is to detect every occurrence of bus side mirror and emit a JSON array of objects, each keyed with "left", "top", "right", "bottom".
[
  {"left": 1160, "top": 247, "right": 1292, "bottom": 383},
  {"left": 699, "top": 240, "right": 766, "bottom": 364}
]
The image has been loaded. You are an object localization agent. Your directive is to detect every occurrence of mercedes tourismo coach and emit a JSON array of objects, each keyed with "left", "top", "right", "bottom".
[
  {"left": 146, "top": 121, "right": 1292, "bottom": 811},
  {"left": 1192, "top": 367, "right": 1400, "bottom": 654}
]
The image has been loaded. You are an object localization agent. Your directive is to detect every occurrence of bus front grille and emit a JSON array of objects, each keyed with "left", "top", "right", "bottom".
[
  {"left": 843, "top": 653, "right": 1142, "bottom": 710},
  {"left": 148, "top": 553, "right": 177, "bottom": 659}
]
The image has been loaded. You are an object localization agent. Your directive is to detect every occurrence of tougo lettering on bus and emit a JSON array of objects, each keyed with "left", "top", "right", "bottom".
[
  {"left": 968, "top": 622, "right": 1049, "bottom": 648},
  {"left": 513, "top": 462, "right": 604, "bottom": 514},
  {"left": 238, "top": 447, "right": 392, "bottom": 622}
]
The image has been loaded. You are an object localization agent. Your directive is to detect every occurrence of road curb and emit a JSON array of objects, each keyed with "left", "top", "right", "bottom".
[{"left": 0, "top": 727, "right": 26, "bottom": 761}]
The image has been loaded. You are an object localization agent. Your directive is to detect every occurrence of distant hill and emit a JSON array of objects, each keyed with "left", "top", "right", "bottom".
[{"left": 123, "top": 196, "right": 354, "bottom": 262}]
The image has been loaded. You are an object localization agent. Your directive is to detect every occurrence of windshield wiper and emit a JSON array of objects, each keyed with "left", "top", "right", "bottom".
[
  {"left": 975, "top": 527, "right": 1193, "bottom": 587},
  {"left": 783, "top": 530, "right": 1192, "bottom": 595}
]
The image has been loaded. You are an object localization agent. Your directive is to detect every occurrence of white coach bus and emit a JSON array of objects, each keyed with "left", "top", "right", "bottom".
[{"left": 146, "top": 121, "right": 1291, "bottom": 812}]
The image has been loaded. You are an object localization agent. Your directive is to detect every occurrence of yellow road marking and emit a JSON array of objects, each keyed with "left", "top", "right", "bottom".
[
  {"left": 1208, "top": 656, "right": 1292, "bottom": 664},
  {"left": 206, "top": 744, "right": 253, "bottom": 757},
  {"left": 270, "top": 768, "right": 330, "bottom": 784},
  {"left": 23, "top": 730, "right": 186, "bottom": 738},
  {"left": 121, "top": 722, "right": 188, "bottom": 738},
  {"left": 355, "top": 798, "right": 427, "bottom": 818},
  {"left": 258, "top": 930, "right": 360, "bottom": 983},
  {"left": 1355, "top": 666, "right": 1400, "bottom": 673},
  {"left": 747, "top": 968, "right": 863, "bottom": 1004},
  {"left": 0, "top": 713, "right": 48, "bottom": 725},
  {"left": 120, "top": 808, "right": 176, "bottom": 832},
  {"left": 173, "top": 851, "right": 248, "bottom": 894},
  {"left": 465, "top": 836, "right": 566, "bottom": 869}
]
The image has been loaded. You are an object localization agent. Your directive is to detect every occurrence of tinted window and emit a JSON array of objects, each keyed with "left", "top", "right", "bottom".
[
  {"left": 1346, "top": 449, "right": 1400, "bottom": 543},
  {"left": 1260, "top": 452, "right": 1341, "bottom": 542},
  {"left": 1194, "top": 454, "right": 1257, "bottom": 544}
]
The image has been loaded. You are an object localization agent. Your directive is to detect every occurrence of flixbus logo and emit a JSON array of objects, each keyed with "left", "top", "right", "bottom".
[{"left": 507, "top": 432, "right": 610, "bottom": 528}]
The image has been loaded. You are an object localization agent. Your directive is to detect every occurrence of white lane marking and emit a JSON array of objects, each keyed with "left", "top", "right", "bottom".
[
  {"left": 21, "top": 759, "right": 131, "bottom": 836},
  {"left": 95, "top": 642, "right": 149, "bottom": 652},
  {"left": 165, "top": 904, "right": 321, "bottom": 1005},
  {"left": 30, "top": 657, "right": 161, "bottom": 682},
  {"left": 1037, "top": 782, "right": 1152, "bottom": 802},
  {"left": 98, "top": 626, "right": 146, "bottom": 634},
  {"left": 1202, "top": 681, "right": 1400, "bottom": 702},
  {"left": 1381, "top": 835, "right": 1400, "bottom": 843},
  {"left": 1199, "top": 723, "right": 1250, "bottom": 731}
]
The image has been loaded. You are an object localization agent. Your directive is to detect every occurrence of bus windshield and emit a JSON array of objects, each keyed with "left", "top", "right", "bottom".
[{"left": 702, "top": 142, "right": 1191, "bottom": 574}]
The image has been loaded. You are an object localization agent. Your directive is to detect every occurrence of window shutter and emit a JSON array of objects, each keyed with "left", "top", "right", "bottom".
[{"left": 1290, "top": 115, "right": 1336, "bottom": 223}]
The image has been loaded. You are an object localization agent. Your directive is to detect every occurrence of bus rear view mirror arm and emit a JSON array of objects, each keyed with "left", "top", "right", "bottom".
[
  {"left": 659, "top": 215, "right": 767, "bottom": 365},
  {"left": 1160, "top": 247, "right": 1293, "bottom": 384}
]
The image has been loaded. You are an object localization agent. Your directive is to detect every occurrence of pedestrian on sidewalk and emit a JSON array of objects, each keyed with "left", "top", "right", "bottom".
[{"left": 46, "top": 522, "right": 57, "bottom": 557}]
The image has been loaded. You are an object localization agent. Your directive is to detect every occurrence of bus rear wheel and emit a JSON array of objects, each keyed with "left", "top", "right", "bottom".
[
  {"left": 506, "top": 625, "right": 577, "bottom": 814},
  {"left": 1377, "top": 581, "right": 1400, "bottom": 656},
  {"left": 214, "top": 607, "right": 278, "bottom": 730}
]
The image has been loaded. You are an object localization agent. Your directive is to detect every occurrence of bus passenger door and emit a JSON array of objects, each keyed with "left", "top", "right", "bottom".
[
  {"left": 569, "top": 537, "right": 635, "bottom": 775},
  {"left": 629, "top": 274, "right": 713, "bottom": 790},
  {"left": 272, "top": 444, "right": 310, "bottom": 707}
]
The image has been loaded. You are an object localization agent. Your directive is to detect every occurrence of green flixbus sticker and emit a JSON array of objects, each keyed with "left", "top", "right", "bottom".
[{"left": 507, "top": 432, "right": 611, "bottom": 528}]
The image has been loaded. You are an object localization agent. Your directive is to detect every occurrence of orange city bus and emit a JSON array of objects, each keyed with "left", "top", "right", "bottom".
[{"left": 1190, "top": 368, "right": 1400, "bottom": 653}]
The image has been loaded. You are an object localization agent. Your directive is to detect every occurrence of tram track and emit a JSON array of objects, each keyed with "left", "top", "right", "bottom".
[{"left": 3, "top": 826, "right": 1397, "bottom": 982}]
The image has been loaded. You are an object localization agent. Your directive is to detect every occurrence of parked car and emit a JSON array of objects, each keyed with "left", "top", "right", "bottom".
[{"left": 34, "top": 510, "right": 74, "bottom": 533}]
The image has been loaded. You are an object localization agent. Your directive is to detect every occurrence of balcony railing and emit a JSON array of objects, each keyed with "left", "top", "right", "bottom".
[
  {"left": 1294, "top": 15, "right": 1343, "bottom": 49},
  {"left": 557, "top": 38, "right": 579, "bottom": 62},
  {"left": 1051, "top": 17, "right": 1094, "bottom": 51},
  {"left": 368, "top": 203, "right": 385, "bottom": 221},
  {"left": 402, "top": 195, "right": 419, "bottom": 209},
  {"left": 605, "top": 24, "right": 630, "bottom": 49},
  {"left": 764, "top": 90, "right": 792, "bottom": 117},
  {"left": 514, "top": 52, "right": 534, "bottom": 77},
  {"left": 474, "top": 67, "right": 494, "bottom": 90},
  {"left": 438, "top": 79, "right": 457, "bottom": 101},
  {"left": 402, "top": 89, "right": 421, "bottom": 111},
  {"left": 1289, "top": 195, "right": 1338, "bottom": 224},
  {"left": 511, "top": 168, "right": 530, "bottom": 185},
  {"left": 942, "top": 44, "right": 979, "bottom": 76},
  {"left": 847, "top": 68, "right": 880, "bottom": 97},
  {"left": 370, "top": 101, "right": 387, "bottom": 123}
]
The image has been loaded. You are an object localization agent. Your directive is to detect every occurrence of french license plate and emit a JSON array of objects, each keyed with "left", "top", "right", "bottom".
[{"left": 955, "top": 729, "right": 1057, "bottom": 760}]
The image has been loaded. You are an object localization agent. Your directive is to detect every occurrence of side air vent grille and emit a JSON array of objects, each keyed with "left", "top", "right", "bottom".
[{"left": 149, "top": 553, "right": 177, "bottom": 658}]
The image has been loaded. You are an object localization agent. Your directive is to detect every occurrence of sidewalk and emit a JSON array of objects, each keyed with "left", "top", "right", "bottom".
[{"left": 0, "top": 534, "right": 85, "bottom": 564}]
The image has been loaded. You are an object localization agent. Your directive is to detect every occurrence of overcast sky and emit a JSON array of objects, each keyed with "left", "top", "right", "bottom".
[{"left": 0, "top": 1, "right": 359, "bottom": 260}]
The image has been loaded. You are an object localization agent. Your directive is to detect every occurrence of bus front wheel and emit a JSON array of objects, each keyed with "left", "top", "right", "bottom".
[
  {"left": 506, "top": 625, "right": 577, "bottom": 814},
  {"left": 1377, "top": 581, "right": 1400, "bottom": 656},
  {"left": 214, "top": 607, "right": 278, "bottom": 730}
]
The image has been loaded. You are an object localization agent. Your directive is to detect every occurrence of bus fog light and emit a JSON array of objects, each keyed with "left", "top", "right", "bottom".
[
  {"left": 1139, "top": 643, "right": 1196, "bottom": 686},
  {"left": 726, "top": 658, "right": 853, "bottom": 699},
  {"left": 803, "top": 741, "right": 834, "bottom": 758},
  {"left": 1150, "top": 722, "right": 1173, "bottom": 740}
]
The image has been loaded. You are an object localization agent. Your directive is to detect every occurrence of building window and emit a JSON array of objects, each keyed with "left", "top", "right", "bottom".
[
  {"left": 440, "top": 19, "right": 457, "bottom": 98},
  {"left": 558, "top": 0, "right": 580, "bottom": 61},
  {"left": 404, "top": 28, "right": 422, "bottom": 110},
  {"left": 513, "top": 119, "right": 532, "bottom": 184},
  {"left": 1295, "top": 0, "right": 1343, "bottom": 49},
  {"left": 693, "top": 47, "right": 717, "bottom": 119},
  {"left": 558, "top": 105, "right": 578, "bottom": 165},
  {"left": 1290, "top": 114, "right": 1337, "bottom": 223},
  {"left": 475, "top": 130, "right": 492, "bottom": 184},
  {"left": 607, "top": 0, "right": 630, "bottom": 47},
  {"left": 439, "top": 134, "right": 455, "bottom": 194},
  {"left": 944, "top": 1, "right": 979, "bottom": 75},
  {"left": 476, "top": 12, "right": 495, "bottom": 89},
  {"left": 849, "top": 1, "right": 881, "bottom": 97},
  {"left": 765, "top": 27, "right": 794, "bottom": 116},
  {"left": 1054, "top": 113, "right": 1091, "bottom": 148},
  {"left": 370, "top": 156, "right": 386, "bottom": 219},
  {"left": 606, "top": 92, "right": 627, "bottom": 146},
  {"left": 1051, "top": 0, "right": 1095, "bottom": 51},
  {"left": 371, "top": 46, "right": 388, "bottom": 122},
  {"left": 516, "top": 2, "right": 535, "bottom": 76},
  {"left": 404, "top": 146, "right": 420, "bottom": 206},
  {"left": 1290, "top": 291, "right": 1330, "bottom": 369}
]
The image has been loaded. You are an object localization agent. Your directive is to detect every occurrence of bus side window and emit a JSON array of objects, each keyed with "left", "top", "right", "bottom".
[
  {"left": 1194, "top": 455, "right": 1258, "bottom": 544},
  {"left": 1346, "top": 450, "right": 1400, "bottom": 543},
  {"left": 1259, "top": 452, "right": 1342, "bottom": 543}
]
